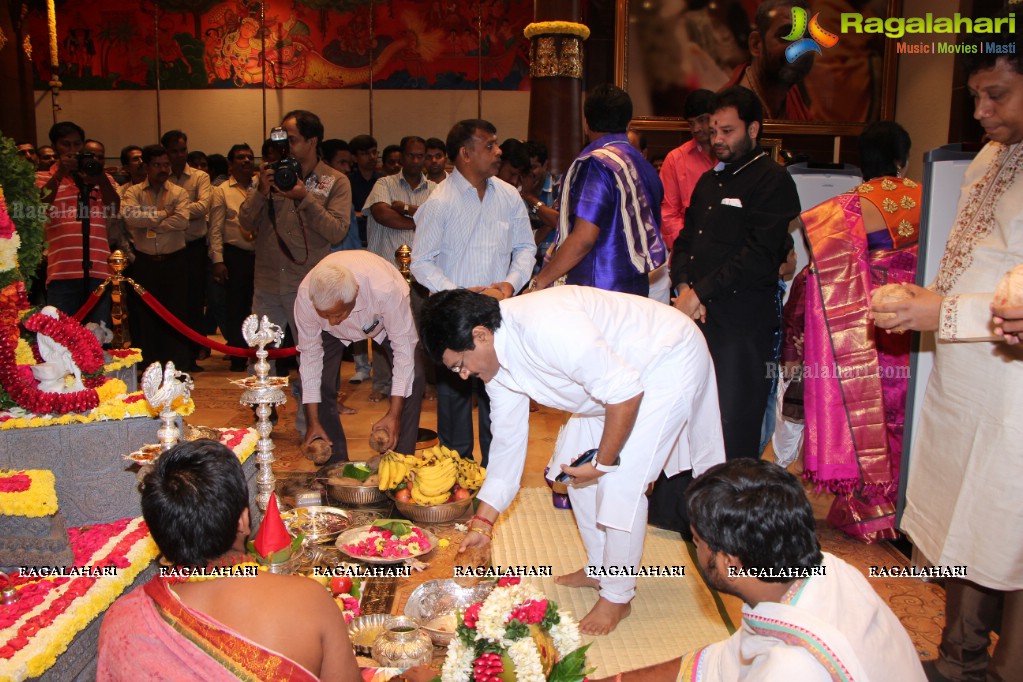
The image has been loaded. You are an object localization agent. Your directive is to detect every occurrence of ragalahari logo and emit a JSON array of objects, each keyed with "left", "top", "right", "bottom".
[{"left": 783, "top": 6, "right": 839, "bottom": 62}]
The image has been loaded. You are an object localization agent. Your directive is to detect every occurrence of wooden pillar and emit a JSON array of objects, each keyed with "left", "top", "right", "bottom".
[
  {"left": 525, "top": 1, "right": 586, "bottom": 176},
  {"left": 0, "top": 1, "right": 37, "bottom": 145}
]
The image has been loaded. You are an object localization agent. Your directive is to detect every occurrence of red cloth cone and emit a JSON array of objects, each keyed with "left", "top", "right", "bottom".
[{"left": 252, "top": 493, "right": 292, "bottom": 558}]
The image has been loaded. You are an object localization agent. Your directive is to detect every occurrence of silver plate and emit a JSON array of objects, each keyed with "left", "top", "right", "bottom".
[
  {"left": 335, "top": 522, "right": 438, "bottom": 565},
  {"left": 280, "top": 506, "right": 352, "bottom": 544},
  {"left": 404, "top": 579, "right": 495, "bottom": 646}
]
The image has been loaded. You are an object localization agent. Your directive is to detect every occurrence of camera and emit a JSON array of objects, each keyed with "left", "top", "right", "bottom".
[
  {"left": 269, "top": 126, "right": 301, "bottom": 192},
  {"left": 76, "top": 151, "right": 104, "bottom": 177}
]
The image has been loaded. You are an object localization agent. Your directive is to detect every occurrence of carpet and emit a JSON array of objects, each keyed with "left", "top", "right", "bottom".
[{"left": 491, "top": 488, "right": 732, "bottom": 678}]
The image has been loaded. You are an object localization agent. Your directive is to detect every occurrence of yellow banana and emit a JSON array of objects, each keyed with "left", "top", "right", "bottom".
[{"left": 378, "top": 459, "right": 392, "bottom": 490}]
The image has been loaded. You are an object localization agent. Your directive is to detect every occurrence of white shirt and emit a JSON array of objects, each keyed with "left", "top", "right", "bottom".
[
  {"left": 167, "top": 164, "right": 212, "bottom": 241},
  {"left": 410, "top": 168, "right": 535, "bottom": 292},
  {"left": 295, "top": 251, "right": 418, "bottom": 402},
  {"left": 208, "top": 177, "right": 256, "bottom": 261},
  {"left": 479, "top": 286, "right": 717, "bottom": 513}
]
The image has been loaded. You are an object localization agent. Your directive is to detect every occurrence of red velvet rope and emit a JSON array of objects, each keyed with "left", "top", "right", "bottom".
[
  {"left": 136, "top": 288, "right": 298, "bottom": 359},
  {"left": 72, "top": 290, "right": 102, "bottom": 322}
]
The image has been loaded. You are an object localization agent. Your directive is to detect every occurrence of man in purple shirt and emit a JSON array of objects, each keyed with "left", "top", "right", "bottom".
[{"left": 533, "top": 84, "right": 665, "bottom": 296}]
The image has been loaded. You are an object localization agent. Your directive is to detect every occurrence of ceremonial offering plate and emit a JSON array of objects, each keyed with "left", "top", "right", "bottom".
[
  {"left": 229, "top": 375, "right": 289, "bottom": 389},
  {"left": 336, "top": 521, "right": 437, "bottom": 565},
  {"left": 123, "top": 443, "right": 161, "bottom": 464},
  {"left": 321, "top": 462, "right": 386, "bottom": 506},
  {"left": 404, "top": 579, "right": 496, "bottom": 646},
  {"left": 348, "top": 614, "right": 397, "bottom": 656},
  {"left": 280, "top": 506, "right": 352, "bottom": 544}
]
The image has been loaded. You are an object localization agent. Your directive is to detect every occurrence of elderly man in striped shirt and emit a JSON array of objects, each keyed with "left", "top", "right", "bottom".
[{"left": 411, "top": 119, "right": 535, "bottom": 468}]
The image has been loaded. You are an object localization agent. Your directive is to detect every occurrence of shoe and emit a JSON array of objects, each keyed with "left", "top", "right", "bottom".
[
  {"left": 349, "top": 369, "right": 370, "bottom": 384},
  {"left": 229, "top": 359, "right": 248, "bottom": 372},
  {"left": 187, "top": 363, "right": 205, "bottom": 373},
  {"left": 921, "top": 661, "right": 956, "bottom": 682}
]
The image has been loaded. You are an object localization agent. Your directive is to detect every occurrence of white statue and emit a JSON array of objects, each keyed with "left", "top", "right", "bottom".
[{"left": 31, "top": 306, "right": 84, "bottom": 393}]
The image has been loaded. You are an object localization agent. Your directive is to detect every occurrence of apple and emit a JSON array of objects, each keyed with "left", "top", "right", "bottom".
[
  {"left": 452, "top": 488, "right": 472, "bottom": 501},
  {"left": 330, "top": 576, "right": 353, "bottom": 596},
  {"left": 394, "top": 488, "right": 412, "bottom": 503}
]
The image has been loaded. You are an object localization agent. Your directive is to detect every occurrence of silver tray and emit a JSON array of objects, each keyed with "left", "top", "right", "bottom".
[
  {"left": 335, "top": 522, "right": 438, "bottom": 565},
  {"left": 280, "top": 506, "right": 352, "bottom": 544},
  {"left": 404, "top": 579, "right": 495, "bottom": 646}
]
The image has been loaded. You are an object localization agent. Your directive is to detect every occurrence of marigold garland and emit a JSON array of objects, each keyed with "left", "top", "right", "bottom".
[
  {"left": 523, "top": 21, "right": 591, "bottom": 40},
  {"left": 0, "top": 391, "right": 195, "bottom": 430},
  {"left": 0, "top": 470, "right": 57, "bottom": 517},
  {"left": 0, "top": 517, "right": 158, "bottom": 678}
]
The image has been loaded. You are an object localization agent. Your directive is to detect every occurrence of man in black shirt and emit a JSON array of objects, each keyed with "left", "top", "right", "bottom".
[
  {"left": 347, "top": 134, "right": 382, "bottom": 247},
  {"left": 670, "top": 86, "right": 800, "bottom": 460}
]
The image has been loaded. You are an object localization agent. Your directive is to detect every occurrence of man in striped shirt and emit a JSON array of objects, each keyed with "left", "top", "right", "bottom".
[
  {"left": 36, "top": 121, "right": 121, "bottom": 325},
  {"left": 411, "top": 119, "right": 535, "bottom": 467},
  {"left": 365, "top": 135, "right": 437, "bottom": 402}
]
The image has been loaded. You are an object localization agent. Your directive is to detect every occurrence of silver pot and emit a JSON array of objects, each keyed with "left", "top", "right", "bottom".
[
  {"left": 372, "top": 616, "right": 434, "bottom": 667},
  {"left": 320, "top": 463, "right": 387, "bottom": 505}
]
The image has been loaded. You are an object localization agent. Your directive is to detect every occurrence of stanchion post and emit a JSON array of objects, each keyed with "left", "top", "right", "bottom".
[
  {"left": 395, "top": 244, "right": 413, "bottom": 284},
  {"left": 108, "top": 250, "right": 131, "bottom": 349}
]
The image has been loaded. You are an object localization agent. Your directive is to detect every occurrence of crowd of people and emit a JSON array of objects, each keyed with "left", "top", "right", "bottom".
[{"left": 12, "top": 4, "right": 1021, "bottom": 679}]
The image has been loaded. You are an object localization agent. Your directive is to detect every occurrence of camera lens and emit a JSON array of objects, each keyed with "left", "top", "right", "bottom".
[{"left": 273, "top": 157, "right": 301, "bottom": 192}]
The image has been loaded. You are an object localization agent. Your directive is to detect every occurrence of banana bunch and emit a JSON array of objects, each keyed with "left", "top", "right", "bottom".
[
  {"left": 456, "top": 458, "right": 486, "bottom": 491},
  {"left": 412, "top": 457, "right": 458, "bottom": 497},
  {"left": 377, "top": 451, "right": 419, "bottom": 491}
]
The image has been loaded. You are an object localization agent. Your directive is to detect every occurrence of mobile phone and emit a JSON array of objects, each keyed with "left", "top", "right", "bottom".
[
  {"left": 362, "top": 317, "right": 380, "bottom": 335},
  {"left": 554, "top": 449, "right": 599, "bottom": 483}
]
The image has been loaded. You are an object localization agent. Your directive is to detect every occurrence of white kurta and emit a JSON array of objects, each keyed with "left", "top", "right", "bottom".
[
  {"left": 901, "top": 141, "right": 1023, "bottom": 591},
  {"left": 479, "top": 286, "right": 725, "bottom": 532},
  {"left": 682, "top": 553, "right": 926, "bottom": 681}
]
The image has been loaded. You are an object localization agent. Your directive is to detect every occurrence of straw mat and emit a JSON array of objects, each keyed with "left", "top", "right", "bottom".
[{"left": 492, "top": 488, "right": 732, "bottom": 678}]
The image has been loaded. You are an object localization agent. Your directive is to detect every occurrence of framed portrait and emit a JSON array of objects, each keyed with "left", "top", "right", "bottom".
[{"left": 615, "top": 0, "right": 900, "bottom": 134}]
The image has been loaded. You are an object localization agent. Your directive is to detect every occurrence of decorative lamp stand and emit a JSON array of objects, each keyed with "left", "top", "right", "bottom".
[
  {"left": 233, "top": 315, "right": 287, "bottom": 511},
  {"left": 141, "top": 361, "right": 194, "bottom": 452}
]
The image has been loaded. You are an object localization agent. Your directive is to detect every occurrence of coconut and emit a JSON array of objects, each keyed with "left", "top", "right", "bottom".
[
  {"left": 871, "top": 284, "right": 913, "bottom": 325},
  {"left": 302, "top": 437, "right": 333, "bottom": 465},
  {"left": 993, "top": 264, "right": 1023, "bottom": 307}
]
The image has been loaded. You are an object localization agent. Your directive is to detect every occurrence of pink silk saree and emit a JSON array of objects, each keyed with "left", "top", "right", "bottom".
[{"left": 800, "top": 193, "right": 917, "bottom": 543}]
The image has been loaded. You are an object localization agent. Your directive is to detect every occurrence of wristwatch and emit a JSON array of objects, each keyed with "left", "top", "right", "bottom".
[
  {"left": 592, "top": 455, "right": 620, "bottom": 473},
  {"left": 403, "top": 203, "right": 411, "bottom": 217},
  {"left": 530, "top": 200, "right": 544, "bottom": 216}
]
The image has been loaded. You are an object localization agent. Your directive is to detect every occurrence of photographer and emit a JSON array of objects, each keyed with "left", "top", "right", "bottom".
[
  {"left": 36, "top": 121, "right": 120, "bottom": 325},
  {"left": 239, "top": 111, "right": 351, "bottom": 425}
]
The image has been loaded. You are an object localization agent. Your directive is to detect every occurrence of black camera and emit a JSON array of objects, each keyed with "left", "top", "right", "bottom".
[
  {"left": 269, "top": 126, "right": 301, "bottom": 192},
  {"left": 76, "top": 151, "right": 104, "bottom": 177}
]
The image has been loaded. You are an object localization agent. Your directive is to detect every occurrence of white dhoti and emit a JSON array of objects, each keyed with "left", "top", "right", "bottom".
[{"left": 547, "top": 343, "right": 723, "bottom": 603}]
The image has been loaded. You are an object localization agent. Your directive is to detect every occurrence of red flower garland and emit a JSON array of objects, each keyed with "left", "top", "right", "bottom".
[
  {"left": 0, "top": 473, "right": 32, "bottom": 493},
  {"left": 0, "top": 285, "right": 116, "bottom": 415}
]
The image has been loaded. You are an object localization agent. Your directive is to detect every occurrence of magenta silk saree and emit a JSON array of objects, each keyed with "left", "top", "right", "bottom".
[{"left": 800, "top": 193, "right": 917, "bottom": 543}]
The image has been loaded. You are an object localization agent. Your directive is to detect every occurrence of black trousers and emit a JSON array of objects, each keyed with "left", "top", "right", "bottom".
[
  {"left": 437, "top": 370, "right": 491, "bottom": 467},
  {"left": 221, "top": 244, "right": 255, "bottom": 350},
  {"left": 699, "top": 291, "right": 778, "bottom": 460},
  {"left": 184, "top": 238, "right": 208, "bottom": 362},
  {"left": 318, "top": 331, "right": 426, "bottom": 464},
  {"left": 131, "top": 250, "right": 191, "bottom": 369}
]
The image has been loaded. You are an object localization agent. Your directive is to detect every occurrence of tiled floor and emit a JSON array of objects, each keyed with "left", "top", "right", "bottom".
[{"left": 187, "top": 349, "right": 944, "bottom": 661}]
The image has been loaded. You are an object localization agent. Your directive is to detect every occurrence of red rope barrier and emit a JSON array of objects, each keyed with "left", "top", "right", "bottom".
[
  {"left": 136, "top": 289, "right": 298, "bottom": 358},
  {"left": 72, "top": 290, "right": 102, "bottom": 322}
]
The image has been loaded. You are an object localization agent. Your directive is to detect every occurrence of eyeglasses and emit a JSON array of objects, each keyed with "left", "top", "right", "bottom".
[{"left": 450, "top": 351, "right": 466, "bottom": 374}]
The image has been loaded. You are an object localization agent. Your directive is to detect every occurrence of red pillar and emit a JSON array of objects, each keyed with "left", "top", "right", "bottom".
[{"left": 525, "top": 1, "right": 586, "bottom": 176}]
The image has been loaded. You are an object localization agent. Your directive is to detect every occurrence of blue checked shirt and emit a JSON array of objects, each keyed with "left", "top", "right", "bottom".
[{"left": 411, "top": 168, "right": 536, "bottom": 293}]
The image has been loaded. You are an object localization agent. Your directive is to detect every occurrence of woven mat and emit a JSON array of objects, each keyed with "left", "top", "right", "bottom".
[{"left": 492, "top": 488, "right": 731, "bottom": 677}]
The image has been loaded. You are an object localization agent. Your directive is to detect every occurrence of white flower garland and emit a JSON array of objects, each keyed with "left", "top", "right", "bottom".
[{"left": 444, "top": 581, "right": 584, "bottom": 681}]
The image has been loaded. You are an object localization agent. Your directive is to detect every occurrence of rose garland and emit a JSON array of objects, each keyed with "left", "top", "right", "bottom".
[
  {"left": 523, "top": 21, "right": 591, "bottom": 40},
  {"left": 0, "top": 390, "right": 194, "bottom": 431},
  {"left": 0, "top": 470, "right": 58, "bottom": 517},
  {"left": 22, "top": 308, "right": 105, "bottom": 374},
  {"left": 442, "top": 578, "right": 589, "bottom": 682}
]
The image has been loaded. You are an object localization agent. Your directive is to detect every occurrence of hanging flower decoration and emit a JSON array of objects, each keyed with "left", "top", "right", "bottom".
[{"left": 442, "top": 580, "right": 591, "bottom": 682}]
